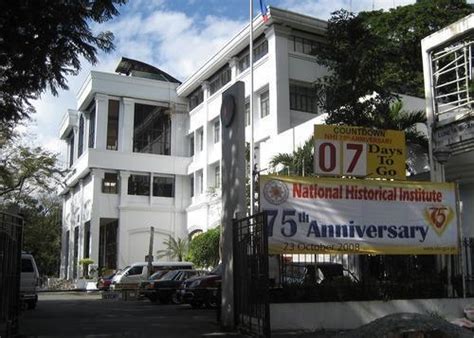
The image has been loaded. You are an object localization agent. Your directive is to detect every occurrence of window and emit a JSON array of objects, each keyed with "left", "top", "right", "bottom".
[
  {"left": 189, "top": 135, "right": 195, "bottom": 156},
  {"left": 290, "top": 83, "right": 318, "bottom": 114},
  {"left": 209, "top": 65, "right": 231, "bottom": 95},
  {"left": 68, "top": 130, "right": 74, "bottom": 168},
  {"left": 102, "top": 173, "right": 118, "bottom": 194},
  {"left": 127, "top": 266, "right": 143, "bottom": 276},
  {"left": 133, "top": 103, "right": 171, "bottom": 155},
  {"left": 128, "top": 175, "right": 150, "bottom": 196},
  {"left": 260, "top": 90, "right": 270, "bottom": 118},
  {"left": 21, "top": 258, "right": 34, "bottom": 273},
  {"left": 88, "top": 107, "right": 95, "bottom": 148},
  {"left": 190, "top": 175, "right": 194, "bottom": 197},
  {"left": 78, "top": 115, "right": 84, "bottom": 157},
  {"left": 238, "top": 37, "right": 268, "bottom": 73},
  {"left": 197, "top": 128, "right": 204, "bottom": 152},
  {"left": 213, "top": 120, "right": 220, "bottom": 143},
  {"left": 291, "top": 35, "right": 322, "bottom": 56},
  {"left": 215, "top": 165, "right": 221, "bottom": 188},
  {"left": 107, "top": 100, "right": 120, "bottom": 150},
  {"left": 153, "top": 176, "right": 174, "bottom": 197},
  {"left": 196, "top": 170, "right": 203, "bottom": 195},
  {"left": 188, "top": 87, "right": 204, "bottom": 110},
  {"left": 245, "top": 101, "right": 250, "bottom": 126}
]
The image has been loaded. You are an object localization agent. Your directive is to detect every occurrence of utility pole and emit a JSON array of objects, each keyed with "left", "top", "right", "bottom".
[{"left": 147, "top": 226, "right": 154, "bottom": 278}]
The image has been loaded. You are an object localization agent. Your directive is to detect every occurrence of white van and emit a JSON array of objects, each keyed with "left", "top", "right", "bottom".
[
  {"left": 111, "top": 261, "right": 193, "bottom": 288},
  {"left": 20, "top": 253, "right": 40, "bottom": 309}
]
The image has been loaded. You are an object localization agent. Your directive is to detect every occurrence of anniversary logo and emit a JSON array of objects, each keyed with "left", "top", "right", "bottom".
[{"left": 260, "top": 175, "right": 459, "bottom": 255}]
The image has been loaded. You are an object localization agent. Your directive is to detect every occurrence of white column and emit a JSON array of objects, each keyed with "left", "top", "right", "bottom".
[
  {"left": 118, "top": 171, "right": 130, "bottom": 268},
  {"left": 229, "top": 56, "right": 239, "bottom": 81},
  {"left": 95, "top": 94, "right": 109, "bottom": 150},
  {"left": 265, "top": 25, "right": 291, "bottom": 134},
  {"left": 90, "top": 169, "right": 104, "bottom": 268},
  {"left": 121, "top": 98, "right": 134, "bottom": 153}
]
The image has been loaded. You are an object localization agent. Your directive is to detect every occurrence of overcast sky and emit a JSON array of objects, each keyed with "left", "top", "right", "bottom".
[{"left": 29, "top": 0, "right": 416, "bottom": 164}]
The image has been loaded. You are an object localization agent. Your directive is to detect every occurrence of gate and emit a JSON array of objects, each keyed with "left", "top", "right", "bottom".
[
  {"left": 0, "top": 211, "right": 23, "bottom": 337},
  {"left": 233, "top": 212, "right": 270, "bottom": 337}
]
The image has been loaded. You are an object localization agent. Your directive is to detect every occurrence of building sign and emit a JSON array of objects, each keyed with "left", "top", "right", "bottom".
[
  {"left": 314, "top": 125, "right": 406, "bottom": 180},
  {"left": 260, "top": 175, "right": 459, "bottom": 255},
  {"left": 433, "top": 115, "right": 474, "bottom": 155}
]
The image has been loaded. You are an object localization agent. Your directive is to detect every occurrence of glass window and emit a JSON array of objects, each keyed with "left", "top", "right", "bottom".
[
  {"left": 260, "top": 90, "right": 270, "bottom": 118},
  {"left": 215, "top": 165, "right": 220, "bottom": 188},
  {"left": 107, "top": 100, "right": 120, "bottom": 150},
  {"left": 190, "top": 175, "right": 194, "bottom": 197},
  {"left": 68, "top": 130, "right": 74, "bottom": 168},
  {"left": 21, "top": 258, "right": 34, "bottom": 273},
  {"left": 128, "top": 175, "right": 150, "bottom": 196},
  {"left": 238, "top": 38, "right": 268, "bottom": 74},
  {"left": 127, "top": 266, "right": 143, "bottom": 276},
  {"left": 197, "top": 128, "right": 203, "bottom": 152},
  {"left": 209, "top": 66, "right": 231, "bottom": 95},
  {"left": 245, "top": 101, "right": 250, "bottom": 126},
  {"left": 88, "top": 107, "right": 95, "bottom": 149},
  {"left": 291, "top": 35, "right": 321, "bottom": 56},
  {"left": 153, "top": 176, "right": 174, "bottom": 197},
  {"left": 133, "top": 103, "right": 171, "bottom": 155},
  {"left": 102, "top": 173, "right": 118, "bottom": 194},
  {"left": 196, "top": 170, "right": 203, "bottom": 195},
  {"left": 78, "top": 115, "right": 84, "bottom": 157},
  {"left": 214, "top": 120, "right": 220, "bottom": 144},
  {"left": 254, "top": 40, "right": 268, "bottom": 61},
  {"left": 238, "top": 54, "right": 250, "bottom": 73},
  {"left": 188, "top": 87, "right": 204, "bottom": 110},
  {"left": 189, "top": 135, "right": 194, "bottom": 156},
  {"left": 290, "top": 83, "right": 318, "bottom": 114}
]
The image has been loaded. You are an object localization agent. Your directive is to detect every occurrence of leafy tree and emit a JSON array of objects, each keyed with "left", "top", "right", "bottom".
[
  {"left": 0, "top": 0, "right": 126, "bottom": 129},
  {"left": 5, "top": 194, "right": 63, "bottom": 276},
  {"left": 270, "top": 138, "right": 314, "bottom": 176},
  {"left": 0, "top": 131, "right": 65, "bottom": 200},
  {"left": 156, "top": 236, "right": 189, "bottom": 262},
  {"left": 188, "top": 228, "right": 220, "bottom": 269}
]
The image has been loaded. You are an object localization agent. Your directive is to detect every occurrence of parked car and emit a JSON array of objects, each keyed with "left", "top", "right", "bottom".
[
  {"left": 20, "top": 253, "right": 40, "bottom": 309},
  {"left": 138, "top": 270, "right": 171, "bottom": 300},
  {"left": 144, "top": 269, "right": 206, "bottom": 304},
  {"left": 96, "top": 273, "right": 116, "bottom": 291},
  {"left": 181, "top": 264, "right": 223, "bottom": 308},
  {"left": 111, "top": 261, "right": 193, "bottom": 289}
]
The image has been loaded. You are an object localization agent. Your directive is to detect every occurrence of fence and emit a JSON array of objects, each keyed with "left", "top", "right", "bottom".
[{"left": 0, "top": 211, "right": 23, "bottom": 337}]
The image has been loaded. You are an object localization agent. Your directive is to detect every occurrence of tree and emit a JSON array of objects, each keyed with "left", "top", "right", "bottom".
[
  {"left": 270, "top": 138, "right": 314, "bottom": 176},
  {"left": 188, "top": 228, "right": 220, "bottom": 269},
  {"left": 0, "top": 0, "right": 126, "bottom": 129},
  {"left": 0, "top": 131, "right": 65, "bottom": 200},
  {"left": 156, "top": 236, "right": 189, "bottom": 262}
]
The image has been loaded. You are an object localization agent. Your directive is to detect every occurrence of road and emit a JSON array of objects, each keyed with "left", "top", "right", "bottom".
[{"left": 19, "top": 292, "right": 231, "bottom": 338}]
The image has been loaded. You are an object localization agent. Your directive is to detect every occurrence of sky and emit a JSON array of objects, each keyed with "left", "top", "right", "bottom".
[{"left": 29, "top": 0, "right": 417, "bottom": 162}]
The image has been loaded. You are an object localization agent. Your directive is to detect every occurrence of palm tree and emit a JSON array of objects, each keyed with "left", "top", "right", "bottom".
[
  {"left": 270, "top": 137, "right": 314, "bottom": 176},
  {"left": 156, "top": 236, "right": 188, "bottom": 262}
]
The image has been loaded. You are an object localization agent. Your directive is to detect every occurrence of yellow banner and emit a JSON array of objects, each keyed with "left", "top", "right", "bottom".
[
  {"left": 260, "top": 175, "right": 459, "bottom": 255},
  {"left": 314, "top": 125, "right": 406, "bottom": 180}
]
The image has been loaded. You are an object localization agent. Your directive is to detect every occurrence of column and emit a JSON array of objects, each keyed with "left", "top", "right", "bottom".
[
  {"left": 89, "top": 169, "right": 104, "bottom": 268},
  {"left": 229, "top": 56, "right": 239, "bottom": 81},
  {"left": 121, "top": 98, "right": 134, "bottom": 153},
  {"left": 95, "top": 94, "right": 109, "bottom": 150},
  {"left": 265, "top": 25, "right": 292, "bottom": 134}
]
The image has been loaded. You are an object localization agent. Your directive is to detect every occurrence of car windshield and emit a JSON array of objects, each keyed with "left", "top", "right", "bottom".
[
  {"left": 210, "top": 264, "right": 223, "bottom": 276},
  {"left": 149, "top": 270, "right": 169, "bottom": 280},
  {"left": 160, "top": 270, "right": 181, "bottom": 281},
  {"left": 115, "top": 266, "right": 130, "bottom": 275}
]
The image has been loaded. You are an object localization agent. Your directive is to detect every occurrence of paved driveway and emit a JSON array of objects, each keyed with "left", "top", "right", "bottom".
[{"left": 19, "top": 292, "right": 230, "bottom": 338}]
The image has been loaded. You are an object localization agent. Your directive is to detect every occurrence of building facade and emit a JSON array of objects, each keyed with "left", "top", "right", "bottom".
[{"left": 61, "top": 7, "right": 425, "bottom": 278}]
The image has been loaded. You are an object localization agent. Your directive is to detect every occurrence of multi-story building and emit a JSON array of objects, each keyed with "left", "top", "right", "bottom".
[{"left": 64, "top": 7, "right": 428, "bottom": 278}]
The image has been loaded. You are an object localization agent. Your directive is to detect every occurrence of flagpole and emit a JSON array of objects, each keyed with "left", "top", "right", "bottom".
[{"left": 249, "top": 0, "right": 255, "bottom": 215}]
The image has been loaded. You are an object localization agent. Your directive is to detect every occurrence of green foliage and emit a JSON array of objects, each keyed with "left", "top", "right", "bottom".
[
  {"left": 270, "top": 138, "right": 314, "bottom": 176},
  {"left": 79, "top": 258, "right": 95, "bottom": 279},
  {"left": 188, "top": 228, "right": 220, "bottom": 269},
  {"left": 156, "top": 236, "right": 189, "bottom": 262},
  {"left": 0, "top": 131, "right": 65, "bottom": 200},
  {"left": 0, "top": 0, "right": 126, "bottom": 129},
  {"left": 5, "top": 195, "right": 63, "bottom": 277}
]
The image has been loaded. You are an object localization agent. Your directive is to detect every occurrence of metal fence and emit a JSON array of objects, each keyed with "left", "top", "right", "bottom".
[{"left": 0, "top": 211, "right": 23, "bottom": 337}]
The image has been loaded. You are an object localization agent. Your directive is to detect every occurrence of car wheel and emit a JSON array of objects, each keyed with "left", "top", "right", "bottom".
[
  {"left": 171, "top": 293, "right": 180, "bottom": 305},
  {"left": 206, "top": 297, "right": 218, "bottom": 308}
]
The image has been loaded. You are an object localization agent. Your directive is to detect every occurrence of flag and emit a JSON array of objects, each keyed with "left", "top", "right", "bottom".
[{"left": 259, "top": 0, "right": 269, "bottom": 23}]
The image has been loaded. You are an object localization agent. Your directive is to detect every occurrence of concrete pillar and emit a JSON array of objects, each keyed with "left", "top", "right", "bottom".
[
  {"left": 121, "top": 97, "right": 134, "bottom": 153},
  {"left": 90, "top": 169, "right": 104, "bottom": 269},
  {"left": 95, "top": 94, "right": 109, "bottom": 150},
  {"left": 229, "top": 56, "right": 239, "bottom": 82},
  {"left": 118, "top": 171, "right": 130, "bottom": 268},
  {"left": 265, "top": 25, "right": 292, "bottom": 134}
]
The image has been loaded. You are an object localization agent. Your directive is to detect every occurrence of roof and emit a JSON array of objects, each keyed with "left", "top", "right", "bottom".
[{"left": 115, "top": 57, "right": 181, "bottom": 84}]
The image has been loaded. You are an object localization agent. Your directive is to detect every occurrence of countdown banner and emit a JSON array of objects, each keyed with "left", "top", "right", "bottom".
[
  {"left": 260, "top": 175, "right": 459, "bottom": 255},
  {"left": 314, "top": 125, "right": 406, "bottom": 180}
]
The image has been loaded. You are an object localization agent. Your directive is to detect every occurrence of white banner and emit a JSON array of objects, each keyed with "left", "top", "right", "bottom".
[{"left": 260, "top": 175, "right": 459, "bottom": 255}]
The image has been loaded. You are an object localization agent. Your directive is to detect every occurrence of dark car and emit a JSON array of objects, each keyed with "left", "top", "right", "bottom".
[
  {"left": 181, "top": 264, "right": 223, "bottom": 308},
  {"left": 144, "top": 269, "right": 205, "bottom": 304},
  {"left": 96, "top": 273, "right": 116, "bottom": 291},
  {"left": 138, "top": 270, "right": 171, "bottom": 300}
]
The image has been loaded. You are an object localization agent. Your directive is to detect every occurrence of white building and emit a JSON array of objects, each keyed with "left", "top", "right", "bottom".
[{"left": 62, "top": 7, "right": 425, "bottom": 278}]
